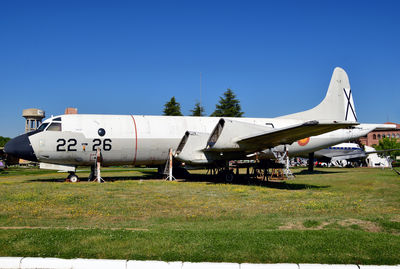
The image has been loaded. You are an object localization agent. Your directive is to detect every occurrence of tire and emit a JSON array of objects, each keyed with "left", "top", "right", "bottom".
[
  {"left": 225, "top": 173, "right": 234, "bottom": 183},
  {"left": 68, "top": 174, "right": 79, "bottom": 183}
]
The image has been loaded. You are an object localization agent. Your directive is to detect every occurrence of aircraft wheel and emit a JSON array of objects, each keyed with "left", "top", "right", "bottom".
[
  {"left": 68, "top": 174, "right": 80, "bottom": 183},
  {"left": 225, "top": 173, "right": 234, "bottom": 183}
]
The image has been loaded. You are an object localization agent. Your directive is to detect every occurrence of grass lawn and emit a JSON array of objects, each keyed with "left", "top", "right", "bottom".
[{"left": 0, "top": 166, "right": 399, "bottom": 264}]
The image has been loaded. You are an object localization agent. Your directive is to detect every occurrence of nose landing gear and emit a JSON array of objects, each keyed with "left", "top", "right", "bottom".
[{"left": 67, "top": 173, "right": 79, "bottom": 183}]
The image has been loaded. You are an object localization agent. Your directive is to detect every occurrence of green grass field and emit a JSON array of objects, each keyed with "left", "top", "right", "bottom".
[{"left": 0, "top": 166, "right": 399, "bottom": 264}]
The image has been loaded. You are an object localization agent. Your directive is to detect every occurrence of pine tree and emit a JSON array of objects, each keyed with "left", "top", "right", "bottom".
[
  {"left": 163, "top": 97, "right": 183, "bottom": 116},
  {"left": 190, "top": 101, "right": 205, "bottom": 116},
  {"left": 211, "top": 88, "right": 244, "bottom": 117}
]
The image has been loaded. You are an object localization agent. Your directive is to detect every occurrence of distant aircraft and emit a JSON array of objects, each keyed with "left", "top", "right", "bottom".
[
  {"left": 364, "top": 145, "right": 398, "bottom": 168},
  {"left": 312, "top": 142, "right": 399, "bottom": 167},
  {"left": 5, "top": 67, "right": 358, "bottom": 181}
]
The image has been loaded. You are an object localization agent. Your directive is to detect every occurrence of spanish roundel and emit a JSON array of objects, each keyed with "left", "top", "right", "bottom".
[{"left": 297, "top": 137, "right": 310, "bottom": 146}]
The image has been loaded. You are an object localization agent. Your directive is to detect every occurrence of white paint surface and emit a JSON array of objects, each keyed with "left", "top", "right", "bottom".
[{"left": 0, "top": 257, "right": 399, "bottom": 269}]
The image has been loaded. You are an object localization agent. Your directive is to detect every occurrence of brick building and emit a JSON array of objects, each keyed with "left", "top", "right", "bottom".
[{"left": 359, "top": 122, "right": 400, "bottom": 146}]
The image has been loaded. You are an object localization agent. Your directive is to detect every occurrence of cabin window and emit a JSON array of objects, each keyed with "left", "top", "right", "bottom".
[
  {"left": 37, "top": 123, "right": 49, "bottom": 132},
  {"left": 53, "top": 117, "right": 62, "bottom": 122},
  {"left": 46, "top": 122, "right": 62, "bottom": 131}
]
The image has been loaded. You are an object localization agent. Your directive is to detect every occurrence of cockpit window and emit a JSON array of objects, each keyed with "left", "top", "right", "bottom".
[
  {"left": 52, "top": 117, "right": 62, "bottom": 122},
  {"left": 46, "top": 122, "right": 62, "bottom": 131},
  {"left": 37, "top": 123, "right": 49, "bottom": 132}
]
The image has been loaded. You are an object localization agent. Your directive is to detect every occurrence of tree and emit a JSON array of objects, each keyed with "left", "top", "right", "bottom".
[
  {"left": 211, "top": 88, "right": 244, "bottom": 117},
  {"left": 163, "top": 96, "right": 183, "bottom": 116},
  {"left": 373, "top": 137, "right": 400, "bottom": 160},
  {"left": 0, "top": 136, "right": 10, "bottom": 147},
  {"left": 190, "top": 101, "right": 205, "bottom": 116}
]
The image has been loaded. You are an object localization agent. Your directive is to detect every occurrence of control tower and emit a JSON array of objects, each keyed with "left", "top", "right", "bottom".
[{"left": 23, "top": 108, "right": 45, "bottom": 133}]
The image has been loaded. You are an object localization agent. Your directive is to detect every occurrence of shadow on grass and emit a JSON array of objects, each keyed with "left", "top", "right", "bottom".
[
  {"left": 103, "top": 172, "right": 161, "bottom": 181},
  {"left": 182, "top": 174, "right": 329, "bottom": 190},
  {"left": 294, "top": 169, "right": 345, "bottom": 175},
  {"left": 25, "top": 170, "right": 329, "bottom": 190},
  {"left": 26, "top": 171, "right": 161, "bottom": 183}
]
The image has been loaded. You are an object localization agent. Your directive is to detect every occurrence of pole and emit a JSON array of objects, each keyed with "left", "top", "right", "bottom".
[
  {"left": 169, "top": 148, "right": 173, "bottom": 181},
  {"left": 166, "top": 148, "right": 176, "bottom": 181},
  {"left": 96, "top": 148, "right": 104, "bottom": 183}
]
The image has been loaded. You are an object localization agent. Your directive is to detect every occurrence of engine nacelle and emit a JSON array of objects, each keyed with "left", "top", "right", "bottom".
[
  {"left": 175, "top": 131, "right": 211, "bottom": 164},
  {"left": 206, "top": 119, "right": 272, "bottom": 152}
]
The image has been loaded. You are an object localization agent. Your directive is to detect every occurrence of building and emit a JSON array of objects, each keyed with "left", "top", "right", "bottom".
[
  {"left": 23, "top": 108, "right": 45, "bottom": 133},
  {"left": 65, "top": 107, "right": 78, "bottom": 114},
  {"left": 359, "top": 122, "right": 400, "bottom": 146}
]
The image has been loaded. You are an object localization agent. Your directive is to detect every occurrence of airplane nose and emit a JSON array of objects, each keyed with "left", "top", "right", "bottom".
[{"left": 4, "top": 134, "right": 38, "bottom": 162}]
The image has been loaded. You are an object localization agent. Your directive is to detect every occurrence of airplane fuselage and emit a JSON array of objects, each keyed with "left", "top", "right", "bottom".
[
  {"left": 27, "top": 114, "right": 304, "bottom": 166},
  {"left": 9, "top": 114, "right": 373, "bottom": 168}
]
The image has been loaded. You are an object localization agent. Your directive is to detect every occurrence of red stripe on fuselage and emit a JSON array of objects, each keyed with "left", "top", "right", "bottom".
[{"left": 130, "top": 115, "right": 138, "bottom": 166}]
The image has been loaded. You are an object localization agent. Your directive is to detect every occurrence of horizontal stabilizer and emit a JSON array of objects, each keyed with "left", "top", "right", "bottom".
[
  {"left": 365, "top": 148, "right": 400, "bottom": 155},
  {"left": 367, "top": 123, "right": 397, "bottom": 131}
]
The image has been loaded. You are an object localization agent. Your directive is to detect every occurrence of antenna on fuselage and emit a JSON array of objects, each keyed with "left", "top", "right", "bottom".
[{"left": 200, "top": 72, "right": 202, "bottom": 110}]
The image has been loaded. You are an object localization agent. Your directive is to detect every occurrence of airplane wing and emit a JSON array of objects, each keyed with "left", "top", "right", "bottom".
[
  {"left": 176, "top": 119, "right": 357, "bottom": 164},
  {"left": 236, "top": 121, "right": 356, "bottom": 153},
  {"left": 207, "top": 119, "right": 357, "bottom": 153},
  {"left": 330, "top": 153, "right": 366, "bottom": 162}
]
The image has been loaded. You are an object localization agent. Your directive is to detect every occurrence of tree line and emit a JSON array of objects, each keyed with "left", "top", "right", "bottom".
[
  {"left": 163, "top": 88, "right": 243, "bottom": 117},
  {"left": 0, "top": 136, "right": 10, "bottom": 147}
]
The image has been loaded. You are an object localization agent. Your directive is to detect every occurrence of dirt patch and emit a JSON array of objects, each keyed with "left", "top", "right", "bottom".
[
  {"left": 390, "top": 216, "right": 400, "bottom": 222},
  {"left": 338, "top": 219, "right": 381, "bottom": 232},
  {"left": 279, "top": 222, "right": 304, "bottom": 230},
  {"left": 315, "top": 221, "right": 330, "bottom": 230},
  {"left": 279, "top": 219, "right": 381, "bottom": 232},
  {"left": 280, "top": 220, "right": 334, "bottom": 230}
]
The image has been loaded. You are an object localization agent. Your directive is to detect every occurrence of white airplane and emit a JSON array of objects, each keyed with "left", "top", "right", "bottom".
[
  {"left": 314, "top": 142, "right": 367, "bottom": 167},
  {"left": 313, "top": 142, "right": 399, "bottom": 168},
  {"left": 5, "top": 67, "right": 359, "bottom": 181},
  {"left": 364, "top": 146, "right": 394, "bottom": 168}
]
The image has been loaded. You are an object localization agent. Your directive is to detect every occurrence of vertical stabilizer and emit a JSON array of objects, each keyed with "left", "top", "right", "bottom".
[{"left": 279, "top": 67, "right": 357, "bottom": 122}]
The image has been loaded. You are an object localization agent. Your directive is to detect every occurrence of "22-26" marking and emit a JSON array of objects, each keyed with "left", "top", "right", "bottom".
[{"left": 56, "top": 139, "right": 112, "bottom": 152}]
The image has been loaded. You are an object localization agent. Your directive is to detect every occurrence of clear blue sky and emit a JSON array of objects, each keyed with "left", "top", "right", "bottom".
[{"left": 1, "top": 0, "right": 399, "bottom": 137}]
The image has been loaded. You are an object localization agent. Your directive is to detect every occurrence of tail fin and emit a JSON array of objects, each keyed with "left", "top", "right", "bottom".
[{"left": 279, "top": 67, "right": 357, "bottom": 122}]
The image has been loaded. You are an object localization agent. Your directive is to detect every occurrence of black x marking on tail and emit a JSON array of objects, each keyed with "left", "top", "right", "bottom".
[{"left": 343, "top": 88, "right": 357, "bottom": 121}]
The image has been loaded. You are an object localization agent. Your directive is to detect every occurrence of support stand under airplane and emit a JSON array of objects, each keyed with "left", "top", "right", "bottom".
[{"left": 5, "top": 67, "right": 360, "bottom": 182}]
